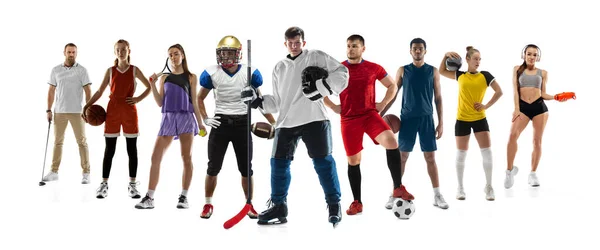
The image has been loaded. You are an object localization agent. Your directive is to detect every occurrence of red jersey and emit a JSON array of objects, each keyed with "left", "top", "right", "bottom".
[
  {"left": 340, "top": 59, "right": 387, "bottom": 117},
  {"left": 109, "top": 65, "right": 136, "bottom": 101}
]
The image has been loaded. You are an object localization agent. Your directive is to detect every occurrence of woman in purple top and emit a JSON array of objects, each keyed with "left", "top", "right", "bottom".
[{"left": 135, "top": 44, "right": 206, "bottom": 210}]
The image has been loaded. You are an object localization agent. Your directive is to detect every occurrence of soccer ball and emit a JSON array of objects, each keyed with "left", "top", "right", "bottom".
[{"left": 392, "top": 198, "right": 415, "bottom": 219}]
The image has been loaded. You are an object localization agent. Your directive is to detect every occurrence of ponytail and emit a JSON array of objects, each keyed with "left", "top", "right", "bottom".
[{"left": 114, "top": 39, "right": 131, "bottom": 67}]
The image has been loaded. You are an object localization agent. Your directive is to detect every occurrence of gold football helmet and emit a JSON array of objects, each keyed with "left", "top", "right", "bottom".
[{"left": 216, "top": 35, "right": 242, "bottom": 68}]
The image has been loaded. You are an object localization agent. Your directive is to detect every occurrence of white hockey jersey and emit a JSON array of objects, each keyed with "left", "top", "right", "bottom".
[
  {"left": 262, "top": 49, "right": 349, "bottom": 128},
  {"left": 200, "top": 64, "right": 263, "bottom": 115}
]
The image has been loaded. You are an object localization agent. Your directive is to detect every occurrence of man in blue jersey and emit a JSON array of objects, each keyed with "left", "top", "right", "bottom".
[{"left": 380, "top": 38, "right": 449, "bottom": 210}]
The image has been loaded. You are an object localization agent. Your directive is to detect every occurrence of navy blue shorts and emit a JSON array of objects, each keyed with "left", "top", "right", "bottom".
[
  {"left": 398, "top": 115, "right": 437, "bottom": 152},
  {"left": 271, "top": 120, "right": 332, "bottom": 160}
]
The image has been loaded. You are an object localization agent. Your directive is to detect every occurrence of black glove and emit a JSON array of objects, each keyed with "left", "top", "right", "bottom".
[
  {"left": 241, "top": 86, "right": 263, "bottom": 109},
  {"left": 301, "top": 66, "right": 333, "bottom": 101}
]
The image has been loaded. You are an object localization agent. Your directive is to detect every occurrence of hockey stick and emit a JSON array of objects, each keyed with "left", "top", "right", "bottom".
[
  {"left": 39, "top": 121, "right": 51, "bottom": 186},
  {"left": 223, "top": 39, "right": 252, "bottom": 229}
]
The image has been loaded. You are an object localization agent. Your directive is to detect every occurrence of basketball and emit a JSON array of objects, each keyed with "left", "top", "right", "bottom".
[
  {"left": 86, "top": 104, "right": 106, "bottom": 126},
  {"left": 251, "top": 122, "right": 275, "bottom": 139},
  {"left": 383, "top": 114, "right": 401, "bottom": 134}
]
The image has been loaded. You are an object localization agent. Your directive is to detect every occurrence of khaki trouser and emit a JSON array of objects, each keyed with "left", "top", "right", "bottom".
[{"left": 51, "top": 113, "right": 90, "bottom": 173}]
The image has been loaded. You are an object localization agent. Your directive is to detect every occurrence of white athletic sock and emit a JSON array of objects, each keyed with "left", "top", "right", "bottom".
[
  {"left": 181, "top": 190, "right": 188, "bottom": 197},
  {"left": 205, "top": 197, "right": 212, "bottom": 204},
  {"left": 433, "top": 187, "right": 441, "bottom": 195},
  {"left": 456, "top": 150, "right": 467, "bottom": 188},
  {"left": 148, "top": 189, "right": 155, "bottom": 198},
  {"left": 481, "top": 147, "right": 493, "bottom": 186}
]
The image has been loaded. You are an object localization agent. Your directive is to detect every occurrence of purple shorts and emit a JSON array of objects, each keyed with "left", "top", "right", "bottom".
[{"left": 158, "top": 112, "right": 199, "bottom": 139}]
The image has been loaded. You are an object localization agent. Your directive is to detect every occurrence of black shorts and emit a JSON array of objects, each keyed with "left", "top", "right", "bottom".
[
  {"left": 455, "top": 118, "right": 490, "bottom": 136},
  {"left": 519, "top": 97, "right": 548, "bottom": 120}
]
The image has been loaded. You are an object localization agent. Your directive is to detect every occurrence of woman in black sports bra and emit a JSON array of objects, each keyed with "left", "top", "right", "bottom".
[{"left": 504, "top": 44, "right": 566, "bottom": 189}]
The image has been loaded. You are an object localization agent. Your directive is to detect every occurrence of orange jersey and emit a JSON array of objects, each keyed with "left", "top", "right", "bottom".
[{"left": 105, "top": 65, "right": 139, "bottom": 137}]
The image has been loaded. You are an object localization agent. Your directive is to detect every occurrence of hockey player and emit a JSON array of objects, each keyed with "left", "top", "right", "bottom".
[
  {"left": 242, "top": 26, "right": 349, "bottom": 227},
  {"left": 323, "top": 34, "right": 414, "bottom": 216},
  {"left": 197, "top": 35, "right": 276, "bottom": 219}
]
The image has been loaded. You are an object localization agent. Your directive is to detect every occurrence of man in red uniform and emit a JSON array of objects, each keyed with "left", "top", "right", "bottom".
[{"left": 324, "top": 34, "right": 413, "bottom": 215}]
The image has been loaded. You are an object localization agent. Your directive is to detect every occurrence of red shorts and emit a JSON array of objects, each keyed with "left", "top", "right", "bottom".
[
  {"left": 104, "top": 100, "right": 139, "bottom": 138},
  {"left": 341, "top": 110, "right": 391, "bottom": 156}
]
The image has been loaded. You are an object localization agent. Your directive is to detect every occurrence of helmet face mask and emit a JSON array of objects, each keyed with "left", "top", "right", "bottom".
[{"left": 216, "top": 36, "right": 242, "bottom": 68}]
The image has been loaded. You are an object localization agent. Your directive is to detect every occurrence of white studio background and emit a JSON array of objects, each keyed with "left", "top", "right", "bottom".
[{"left": 1, "top": 0, "right": 597, "bottom": 249}]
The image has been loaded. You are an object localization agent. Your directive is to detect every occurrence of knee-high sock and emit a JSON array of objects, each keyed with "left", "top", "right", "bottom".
[
  {"left": 126, "top": 137, "right": 138, "bottom": 178},
  {"left": 386, "top": 148, "right": 402, "bottom": 189},
  {"left": 456, "top": 150, "right": 467, "bottom": 188},
  {"left": 347, "top": 164, "right": 361, "bottom": 202},
  {"left": 481, "top": 147, "right": 493, "bottom": 186},
  {"left": 313, "top": 155, "right": 341, "bottom": 204},
  {"left": 102, "top": 137, "right": 117, "bottom": 179},
  {"left": 270, "top": 158, "right": 291, "bottom": 204}
]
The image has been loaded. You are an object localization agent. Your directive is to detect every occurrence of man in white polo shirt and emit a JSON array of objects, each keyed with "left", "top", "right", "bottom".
[{"left": 43, "top": 43, "right": 92, "bottom": 184}]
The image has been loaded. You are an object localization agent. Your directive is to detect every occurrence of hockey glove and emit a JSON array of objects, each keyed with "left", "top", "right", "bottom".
[
  {"left": 241, "top": 86, "right": 263, "bottom": 109},
  {"left": 301, "top": 66, "right": 333, "bottom": 101}
]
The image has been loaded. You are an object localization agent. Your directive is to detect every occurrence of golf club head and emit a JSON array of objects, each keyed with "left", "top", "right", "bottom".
[{"left": 39, "top": 181, "right": 46, "bottom": 186}]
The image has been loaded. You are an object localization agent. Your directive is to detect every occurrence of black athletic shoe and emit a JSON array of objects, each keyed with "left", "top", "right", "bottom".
[
  {"left": 257, "top": 200, "right": 288, "bottom": 225},
  {"left": 328, "top": 202, "right": 342, "bottom": 227}
]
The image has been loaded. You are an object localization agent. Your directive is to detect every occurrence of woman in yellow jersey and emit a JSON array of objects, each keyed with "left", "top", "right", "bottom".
[{"left": 439, "top": 46, "right": 503, "bottom": 201}]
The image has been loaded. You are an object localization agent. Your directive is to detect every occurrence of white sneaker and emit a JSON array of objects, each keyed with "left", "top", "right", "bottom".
[
  {"left": 433, "top": 193, "right": 449, "bottom": 209},
  {"left": 135, "top": 194, "right": 155, "bottom": 209},
  {"left": 484, "top": 185, "right": 495, "bottom": 201},
  {"left": 456, "top": 187, "right": 466, "bottom": 200},
  {"left": 528, "top": 172, "right": 540, "bottom": 187},
  {"left": 504, "top": 166, "right": 519, "bottom": 189},
  {"left": 81, "top": 173, "right": 90, "bottom": 184},
  {"left": 96, "top": 182, "right": 108, "bottom": 199},
  {"left": 385, "top": 193, "right": 394, "bottom": 210},
  {"left": 42, "top": 171, "right": 58, "bottom": 182},
  {"left": 128, "top": 182, "right": 141, "bottom": 199},
  {"left": 177, "top": 195, "right": 189, "bottom": 209}
]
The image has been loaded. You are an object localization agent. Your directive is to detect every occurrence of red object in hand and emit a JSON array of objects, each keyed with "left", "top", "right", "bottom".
[{"left": 554, "top": 92, "right": 576, "bottom": 101}]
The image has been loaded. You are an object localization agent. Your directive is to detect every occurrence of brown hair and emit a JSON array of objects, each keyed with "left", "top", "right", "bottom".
[
  {"left": 516, "top": 44, "right": 541, "bottom": 97},
  {"left": 64, "top": 43, "right": 77, "bottom": 51},
  {"left": 114, "top": 39, "right": 131, "bottom": 67},
  {"left": 517, "top": 44, "right": 540, "bottom": 79},
  {"left": 169, "top": 44, "right": 190, "bottom": 75},
  {"left": 285, "top": 26, "right": 305, "bottom": 41},
  {"left": 347, "top": 34, "right": 365, "bottom": 46},
  {"left": 465, "top": 46, "right": 479, "bottom": 59}
]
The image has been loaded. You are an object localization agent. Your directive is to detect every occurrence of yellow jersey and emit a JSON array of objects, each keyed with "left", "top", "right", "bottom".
[{"left": 455, "top": 70, "right": 495, "bottom": 121}]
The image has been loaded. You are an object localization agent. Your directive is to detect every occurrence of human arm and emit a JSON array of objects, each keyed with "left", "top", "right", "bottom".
[
  {"left": 82, "top": 68, "right": 111, "bottom": 121},
  {"left": 433, "top": 67, "right": 443, "bottom": 139},
  {"left": 377, "top": 75, "right": 397, "bottom": 112},
  {"left": 475, "top": 71, "right": 503, "bottom": 111},
  {"left": 47, "top": 85, "right": 55, "bottom": 122},
  {"left": 439, "top": 52, "right": 461, "bottom": 80},
  {"left": 511, "top": 66, "right": 522, "bottom": 122},
  {"left": 188, "top": 74, "right": 207, "bottom": 133},
  {"left": 379, "top": 66, "right": 404, "bottom": 116},
  {"left": 323, "top": 96, "right": 341, "bottom": 114},
  {"left": 148, "top": 72, "right": 166, "bottom": 107},
  {"left": 129, "top": 67, "right": 152, "bottom": 105},
  {"left": 540, "top": 70, "right": 555, "bottom": 101}
]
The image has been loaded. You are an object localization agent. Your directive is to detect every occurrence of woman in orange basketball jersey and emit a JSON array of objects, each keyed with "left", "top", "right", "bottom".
[{"left": 83, "top": 39, "right": 151, "bottom": 199}]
